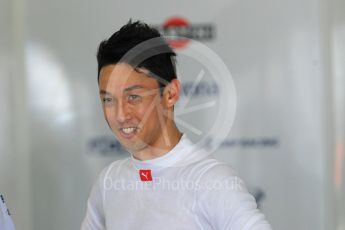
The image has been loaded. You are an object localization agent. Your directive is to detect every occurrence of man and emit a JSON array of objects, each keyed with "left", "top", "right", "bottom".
[{"left": 81, "top": 20, "right": 272, "bottom": 230}]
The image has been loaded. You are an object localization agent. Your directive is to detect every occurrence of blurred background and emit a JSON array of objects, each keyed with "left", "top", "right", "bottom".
[{"left": 0, "top": 0, "right": 344, "bottom": 229}]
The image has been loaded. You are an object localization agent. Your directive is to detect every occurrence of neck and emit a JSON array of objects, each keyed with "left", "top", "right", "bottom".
[{"left": 132, "top": 124, "right": 182, "bottom": 161}]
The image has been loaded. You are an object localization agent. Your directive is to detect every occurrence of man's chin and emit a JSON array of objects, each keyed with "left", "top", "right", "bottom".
[{"left": 117, "top": 137, "right": 147, "bottom": 153}]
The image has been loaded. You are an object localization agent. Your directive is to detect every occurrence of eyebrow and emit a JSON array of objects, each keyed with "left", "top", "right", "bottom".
[
  {"left": 99, "top": 85, "right": 145, "bottom": 96},
  {"left": 99, "top": 90, "right": 112, "bottom": 96},
  {"left": 123, "top": 85, "right": 144, "bottom": 92}
]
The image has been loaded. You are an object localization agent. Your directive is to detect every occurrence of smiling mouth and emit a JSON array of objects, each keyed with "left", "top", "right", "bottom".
[{"left": 119, "top": 127, "right": 138, "bottom": 136}]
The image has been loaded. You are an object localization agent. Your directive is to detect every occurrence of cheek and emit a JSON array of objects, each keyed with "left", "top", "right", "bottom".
[
  {"left": 134, "top": 106, "right": 148, "bottom": 122},
  {"left": 140, "top": 106, "right": 162, "bottom": 128},
  {"left": 132, "top": 105, "right": 156, "bottom": 127},
  {"left": 103, "top": 107, "right": 116, "bottom": 124}
]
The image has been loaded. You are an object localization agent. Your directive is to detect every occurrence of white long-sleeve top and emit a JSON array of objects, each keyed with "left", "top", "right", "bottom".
[{"left": 81, "top": 135, "right": 272, "bottom": 230}]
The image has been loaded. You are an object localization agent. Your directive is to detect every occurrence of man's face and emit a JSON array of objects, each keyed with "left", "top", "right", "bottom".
[{"left": 98, "top": 63, "right": 168, "bottom": 152}]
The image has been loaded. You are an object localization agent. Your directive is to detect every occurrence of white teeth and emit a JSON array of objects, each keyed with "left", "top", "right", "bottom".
[{"left": 121, "top": 127, "right": 136, "bottom": 134}]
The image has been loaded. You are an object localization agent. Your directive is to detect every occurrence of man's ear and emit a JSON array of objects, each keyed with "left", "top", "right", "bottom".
[{"left": 163, "top": 79, "right": 181, "bottom": 108}]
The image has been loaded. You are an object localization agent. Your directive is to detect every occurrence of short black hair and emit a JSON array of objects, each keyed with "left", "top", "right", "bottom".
[{"left": 97, "top": 20, "right": 177, "bottom": 92}]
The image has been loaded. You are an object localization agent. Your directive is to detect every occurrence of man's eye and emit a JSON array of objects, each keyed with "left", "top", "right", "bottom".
[
  {"left": 102, "top": 98, "right": 113, "bottom": 104},
  {"left": 128, "top": 95, "right": 141, "bottom": 102}
]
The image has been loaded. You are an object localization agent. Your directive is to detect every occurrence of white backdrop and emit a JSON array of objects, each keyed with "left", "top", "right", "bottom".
[
  {"left": 0, "top": 0, "right": 33, "bottom": 228},
  {"left": 0, "top": 0, "right": 13, "bottom": 208},
  {"left": 330, "top": 0, "right": 345, "bottom": 227},
  {"left": 0, "top": 0, "right": 344, "bottom": 229}
]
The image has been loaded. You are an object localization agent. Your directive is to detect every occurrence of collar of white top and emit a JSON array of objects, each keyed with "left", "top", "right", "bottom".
[{"left": 130, "top": 134, "right": 209, "bottom": 170}]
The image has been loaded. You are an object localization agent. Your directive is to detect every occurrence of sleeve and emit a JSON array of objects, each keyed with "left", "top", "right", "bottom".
[
  {"left": 0, "top": 194, "right": 16, "bottom": 230},
  {"left": 194, "top": 164, "right": 272, "bottom": 230},
  {"left": 80, "top": 167, "right": 108, "bottom": 230}
]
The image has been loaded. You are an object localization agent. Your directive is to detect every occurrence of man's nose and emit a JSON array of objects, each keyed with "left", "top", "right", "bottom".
[{"left": 116, "top": 102, "right": 131, "bottom": 123}]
